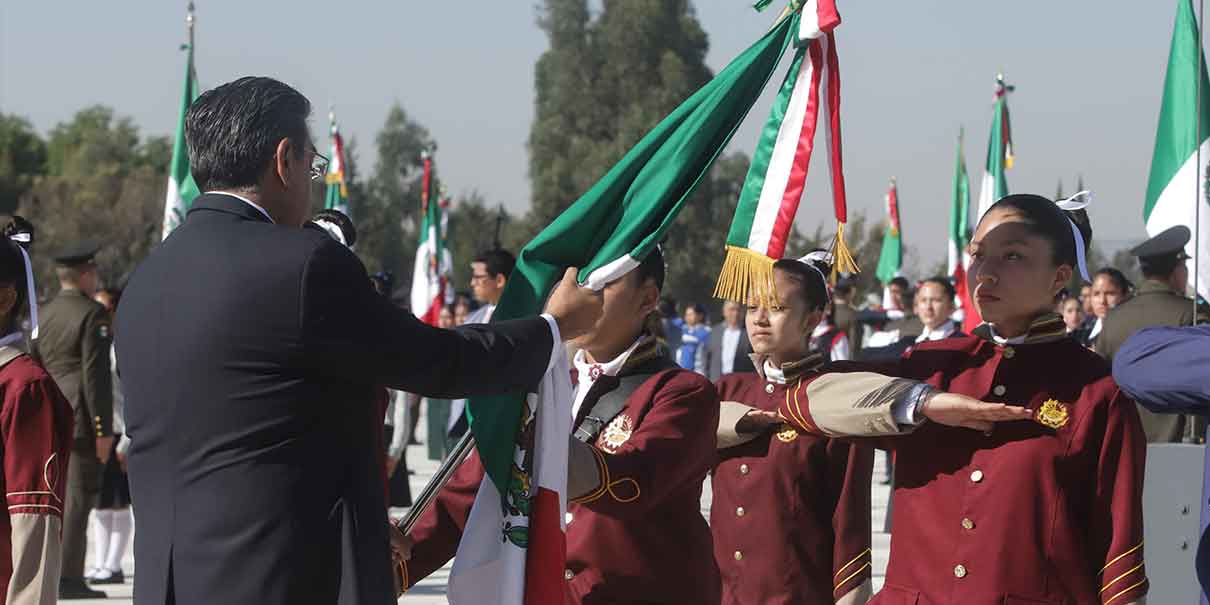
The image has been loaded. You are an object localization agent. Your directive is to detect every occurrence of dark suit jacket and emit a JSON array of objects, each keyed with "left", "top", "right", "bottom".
[
  {"left": 115, "top": 194, "right": 554, "bottom": 605},
  {"left": 705, "top": 322, "right": 755, "bottom": 381}
]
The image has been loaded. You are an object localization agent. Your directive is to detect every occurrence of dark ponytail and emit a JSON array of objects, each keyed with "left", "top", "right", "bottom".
[{"left": 772, "top": 252, "right": 831, "bottom": 312}]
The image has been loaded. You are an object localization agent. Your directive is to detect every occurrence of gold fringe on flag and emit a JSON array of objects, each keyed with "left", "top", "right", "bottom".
[
  {"left": 828, "top": 222, "right": 861, "bottom": 282},
  {"left": 714, "top": 245, "right": 779, "bottom": 308}
]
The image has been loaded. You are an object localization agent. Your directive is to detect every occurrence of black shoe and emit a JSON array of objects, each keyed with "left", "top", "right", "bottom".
[
  {"left": 59, "top": 577, "right": 107, "bottom": 599},
  {"left": 89, "top": 568, "right": 125, "bottom": 584}
]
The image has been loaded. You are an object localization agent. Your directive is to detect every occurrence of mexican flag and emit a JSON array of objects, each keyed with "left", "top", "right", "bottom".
[
  {"left": 974, "top": 74, "right": 1014, "bottom": 220},
  {"left": 1145, "top": 0, "right": 1210, "bottom": 300},
  {"left": 948, "top": 131, "right": 980, "bottom": 333},
  {"left": 716, "top": 0, "right": 855, "bottom": 307},
  {"left": 448, "top": 10, "right": 802, "bottom": 604},
  {"left": 162, "top": 35, "right": 201, "bottom": 240},
  {"left": 410, "top": 152, "right": 453, "bottom": 325},
  {"left": 875, "top": 179, "right": 902, "bottom": 285},
  {"left": 323, "top": 112, "right": 350, "bottom": 215}
]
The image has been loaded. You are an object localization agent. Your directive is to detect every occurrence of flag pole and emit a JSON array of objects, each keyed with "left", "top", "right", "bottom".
[
  {"left": 186, "top": 1, "right": 195, "bottom": 48},
  {"left": 396, "top": 432, "right": 476, "bottom": 534},
  {"left": 1198, "top": 0, "right": 1206, "bottom": 322}
]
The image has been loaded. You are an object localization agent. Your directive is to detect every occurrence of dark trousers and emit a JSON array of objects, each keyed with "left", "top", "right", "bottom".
[{"left": 63, "top": 441, "right": 101, "bottom": 580}]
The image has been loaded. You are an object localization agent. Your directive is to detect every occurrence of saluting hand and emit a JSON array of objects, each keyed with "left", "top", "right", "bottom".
[
  {"left": 920, "top": 392, "right": 1033, "bottom": 433},
  {"left": 545, "top": 267, "right": 604, "bottom": 341}
]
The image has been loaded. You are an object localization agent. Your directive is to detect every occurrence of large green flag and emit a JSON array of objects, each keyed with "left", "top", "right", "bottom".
[
  {"left": 467, "top": 8, "right": 801, "bottom": 496},
  {"left": 1145, "top": 0, "right": 1210, "bottom": 299},
  {"left": 875, "top": 179, "right": 902, "bottom": 284},
  {"left": 162, "top": 38, "right": 200, "bottom": 240}
]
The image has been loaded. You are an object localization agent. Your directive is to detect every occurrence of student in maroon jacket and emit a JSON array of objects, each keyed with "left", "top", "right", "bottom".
[
  {"left": 0, "top": 236, "right": 75, "bottom": 604},
  {"left": 760, "top": 194, "right": 1148, "bottom": 605},
  {"left": 713, "top": 253, "right": 873, "bottom": 605},
  {"left": 402, "top": 247, "right": 722, "bottom": 605}
]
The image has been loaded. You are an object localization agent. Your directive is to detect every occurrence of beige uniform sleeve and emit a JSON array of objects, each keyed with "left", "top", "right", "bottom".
[
  {"left": 6, "top": 513, "right": 63, "bottom": 605},
  {"left": 715, "top": 401, "right": 763, "bottom": 449},
  {"left": 779, "top": 372, "right": 925, "bottom": 438}
]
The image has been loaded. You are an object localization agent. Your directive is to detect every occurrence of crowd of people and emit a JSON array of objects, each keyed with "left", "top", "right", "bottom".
[{"left": 5, "top": 75, "right": 1210, "bottom": 605}]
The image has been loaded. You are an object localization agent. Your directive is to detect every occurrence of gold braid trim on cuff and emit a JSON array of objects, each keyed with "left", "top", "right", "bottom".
[
  {"left": 568, "top": 444, "right": 641, "bottom": 505},
  {"left": 833, "top": 548, "right": 872, "bottom": 593},
  {"left": 1100, "top": 541, "right": 1144, "bottom": 574}
]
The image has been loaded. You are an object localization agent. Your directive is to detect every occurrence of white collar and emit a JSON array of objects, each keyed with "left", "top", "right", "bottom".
[
  {"left": 207, "top": 191, "right": 275, "bottom": 224},
  {"left": 811, "top": 321, "right": 832, "bottom": 338},
  {"left": 574, "top": 338, "right": 644, "bottom": 383},
  {"left": 0, "top": 332, "right": 23, "bottom": 348},
  {"left": 916, "top": 320, "right": 956, "bottom": 343},
  {"left": 986, "top": 324, "right": 1027, "bottom": 345},
  {"left": 763, "top": 361, "right": 788, "bottom": 385}
]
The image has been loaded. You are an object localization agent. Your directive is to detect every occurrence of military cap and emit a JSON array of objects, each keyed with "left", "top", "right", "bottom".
[
  {"left": 1131, "top": 226, "right": 1191, "bottom": 261},
  {"left": 52, "top": 241, "right": 100, "bottom": 267}
]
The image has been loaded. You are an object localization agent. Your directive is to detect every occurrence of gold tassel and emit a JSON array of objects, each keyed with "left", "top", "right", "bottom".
[
  {"left": 713, "top": 245, "right": 779, "bottom": 308},
  {"left": 828, "top": 222, "right": 861, "bottom": 283}
]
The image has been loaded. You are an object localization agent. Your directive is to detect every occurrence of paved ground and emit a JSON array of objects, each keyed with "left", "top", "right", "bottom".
[{"left": 72, "top": 409, "right": 894, "bottom": 604}]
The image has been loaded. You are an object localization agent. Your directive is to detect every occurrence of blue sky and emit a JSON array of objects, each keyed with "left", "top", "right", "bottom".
[{"left": 0, "top": 1, "right": 1190, "bottom": 264}]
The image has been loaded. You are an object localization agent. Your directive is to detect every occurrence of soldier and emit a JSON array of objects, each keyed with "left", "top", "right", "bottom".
[
  {"left": 402, "top": 247, "right": 724, "bottom": 604},
  {"left": 31, "top": 243, "right": 113, "bottom": 600},
  {"left": 713, "top": 253, "right": 873, "bottom": 605},
  {"left": 1, "top": 234, "right": 75, "bottom": 605},
  {"left": 1096, "top": 225, "right": 1209, "bottom": 442}
]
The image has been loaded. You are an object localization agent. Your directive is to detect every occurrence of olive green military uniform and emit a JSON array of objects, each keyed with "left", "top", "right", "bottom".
[
  {"left": 1097, "top": 282, "right": 1208, "bottom": 442},
  {"left": 32, "top": 288, "right": 113, "bottom": 584}
]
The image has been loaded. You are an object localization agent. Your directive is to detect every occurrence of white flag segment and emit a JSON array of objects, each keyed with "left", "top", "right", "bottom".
[
  {"left": 1145, "top": 138, "right": 1210, "bottom": 300},
  {"left": 447, "top": 353, "right": 572, "bottom": 605}
]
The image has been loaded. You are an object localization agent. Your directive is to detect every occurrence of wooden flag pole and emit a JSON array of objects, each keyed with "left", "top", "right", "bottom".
[{"left": 396, "top": 432, "right": 476, "bottom": 535}]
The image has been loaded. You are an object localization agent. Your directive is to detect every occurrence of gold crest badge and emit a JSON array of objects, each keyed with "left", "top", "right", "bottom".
[
  {"left": 1035, "top": 399, "right": 1070, "bottom": 430},
  {"left": 599, "top": 415, "right": 634, "bottom": 453},
  {"left": 776, "top": 424, "right": 798, "bottom": 443}
]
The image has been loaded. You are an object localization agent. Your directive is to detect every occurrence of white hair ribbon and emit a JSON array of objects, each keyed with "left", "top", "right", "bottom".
[
  {"left": 795, "top": 250, "right": 834, "bottom": 302},
  {"left": 312, "top": 219, "right": 347, "bottom": 248},
  {"left": 14, "top": 244, "right": 37, "bottom": 339},
  {"left": 10, "top": 233, "right": 31, "bottom": 244},
  {"left": 1056, "top": 191, "right": 1091, "bottom": 282}
]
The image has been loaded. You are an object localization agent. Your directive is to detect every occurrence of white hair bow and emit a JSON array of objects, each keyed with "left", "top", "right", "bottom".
[{"left": 1056, "top": 191, "right": 1091, "bottom": 282}]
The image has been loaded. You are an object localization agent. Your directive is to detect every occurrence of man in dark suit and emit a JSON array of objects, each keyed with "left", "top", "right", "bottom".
[
  {"left": 114, "top": 77, "right": 601, "bottom": 605},
  {"left": 705, "top": 300, "right": 755, "bottom": 380}
]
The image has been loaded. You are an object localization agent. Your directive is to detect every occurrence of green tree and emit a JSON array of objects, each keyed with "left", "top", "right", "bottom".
[
  {"left": 527, "top": 0, "right": 712, "bottom": 230},
  {"left": 357, "top": 103, "right": 436, "bottom": 283},
  {"left": 0, "top": 114, "right": 47, "bottom": 213}
]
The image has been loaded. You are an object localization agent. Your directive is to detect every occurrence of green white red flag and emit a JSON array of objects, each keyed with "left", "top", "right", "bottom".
[
  {"left": 410, "top": 152, "right": 453, "bottom": 325},
  {"left": 449, "top": 10, "right": 802, "bottom": 604},
  {"left": 323, "top": 112, "right": 350, "bottom": 216},
  {"left": 716, "top": 0, "right": 855, "bottom": 307},
  {"left": 875, "top": 178, "right": 902, "bottom": 285},
  {"left": 1144, "top": 0, "right": 1210, "bottom": 299},
  {"left": 948, "top": 130, "right": 980, "bottom": 333},
  {"left": 162, "top": 26, "right": 201, "bottom": 240},
  {"left": 974, "top": 74, "right": 1014, "bottom": 220}
]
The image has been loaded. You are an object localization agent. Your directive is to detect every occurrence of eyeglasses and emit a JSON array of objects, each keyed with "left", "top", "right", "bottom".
[
  {"left": 470, "top": 273, "right": 492, "bottom": 283},
  {"left": 310, "top": 149, "right": 330, "bottom": 181}
]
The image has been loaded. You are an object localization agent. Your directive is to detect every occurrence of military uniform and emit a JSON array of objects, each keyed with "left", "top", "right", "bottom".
[
  {"left": 1095, "top": 225, "right": 1209, "bottom": 442},
  {"left": 712, "top": 352, "right": 873, "bottom": 605},
  {"left": 404, "top": 338, "right": 722, "bottom": 604},
  {"left": 31, "top": 246, "right": 112, "bottom": 595},
  {"left": 777, "top": 314, "right": 1149, "bottom": 604}
]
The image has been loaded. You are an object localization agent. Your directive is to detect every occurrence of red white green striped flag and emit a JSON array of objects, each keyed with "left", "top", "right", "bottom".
[
  {"left": 974, "top": 74, "right": 1014, "bottom": 220},
  {"left": 448, "top": 11, "right": 801, "bottom": 604},
  {"left": 162, "top": 12, "right": 201, "bottom": 240},
  {"left": 948, "top": 130, "right": 981, "bottom": 333},
  {"left": 1145, "top": 0, "right": 1210, "bottom": 300},
  {"left": 410, "top": 151, "right": 453, "bottom": 326},
  {"left": 715, "top": 0, "right": 855, "bottom": 306},
  {"left": 875, "top": 178, "right": 902, "bottom": 285},
  {"left": 323, "top": 111, "right": 350, "bottom": 216}
]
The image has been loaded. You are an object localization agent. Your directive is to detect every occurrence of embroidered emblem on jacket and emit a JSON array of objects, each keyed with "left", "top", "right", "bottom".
[
  {"left": 1035, "top": 399, "right": 1070, "bottom": 429},
  {"left": 776, "top": 424, "right": 798, "bottom": 443},
  {"left": 599, "top": 415, "right": 634, "bottom": 453}
]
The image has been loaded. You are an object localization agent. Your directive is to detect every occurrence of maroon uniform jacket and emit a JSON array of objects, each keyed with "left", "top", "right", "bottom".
[
  {"left": 2, "top": 351, "right": 74, "bottom": 602},
  {"left": 779, "top": 314, "right": 1149, "bottom": 605},
  {"left": 405, "top": 353, "right": 721, "bottom": 605},
  {"left": 713, "top": 353, "right": 873, "bottom": 605}
]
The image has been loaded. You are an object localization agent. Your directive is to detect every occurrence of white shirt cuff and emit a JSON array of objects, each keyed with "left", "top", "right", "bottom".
[
  {"left": 892, "top": 383, "right": 934, "bottom": 426},
  {"left": 540, "top": 313, "right": 562, "bottom": 375}
]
